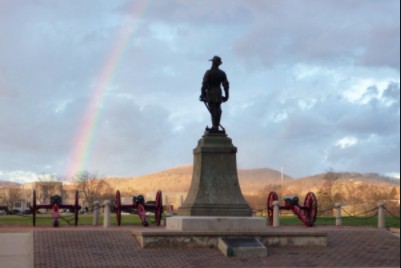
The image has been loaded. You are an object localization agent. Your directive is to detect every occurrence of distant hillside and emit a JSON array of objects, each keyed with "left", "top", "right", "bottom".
[
  {"left": 105, "top": 165, "right": 193, "bottom": 194},
  {"left": 101, "top": 167, "right": 399, "bottom": 203},
  {"left": 0, "top": 181, "right": 21, "bottom": 188},
  {"left": 103, "top": 165, "right": 293, "bottom": 195},
  {"left": 3, "top": 167, "right": 398, "bottom": 202},
  {"left": 237, "top": 168, "right": 292, "bottom": 194},
  {"left": 281, "top": 172, "right": 400, "bottom": 198}
]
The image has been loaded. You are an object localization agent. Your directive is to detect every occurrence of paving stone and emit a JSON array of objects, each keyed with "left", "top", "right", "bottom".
[{"left": 32, "top": 227, "right": 400, "bottom": 268}]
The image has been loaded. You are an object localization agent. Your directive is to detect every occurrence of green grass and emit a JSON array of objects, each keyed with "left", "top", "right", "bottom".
[
  {"left": 279, "top": 215, "right": 400, "bottom": 228},
  {"left": 1, "top": 214, "right": 399, "bottom": 228},
  {"left": 0, "top": 214, "right": 154, "bottom": 226}
]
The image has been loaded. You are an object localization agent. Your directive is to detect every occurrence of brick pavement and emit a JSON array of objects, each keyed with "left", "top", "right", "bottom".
[{"left": 33, "top": 227, "right": 400, "bottom": 268}]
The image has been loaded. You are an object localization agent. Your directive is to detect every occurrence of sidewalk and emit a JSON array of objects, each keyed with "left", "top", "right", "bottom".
[
  {"left": 1, "top": 226, "right": 400, "bottom": 267},
  {"left": 33, "top": 226, "right": 399, "bottom": 268},
  {"left": 0, "top": 231, "right": 33, "bottom": 268}
]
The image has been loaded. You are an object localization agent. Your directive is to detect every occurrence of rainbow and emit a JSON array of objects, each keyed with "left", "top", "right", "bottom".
[{"left": 65, "top": 0, "right": 152, "bottom": 180}]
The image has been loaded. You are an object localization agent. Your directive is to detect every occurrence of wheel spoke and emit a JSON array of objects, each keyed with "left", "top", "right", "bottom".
[{"left": 115, "top": 191, "right": 122, "bottom": 226}]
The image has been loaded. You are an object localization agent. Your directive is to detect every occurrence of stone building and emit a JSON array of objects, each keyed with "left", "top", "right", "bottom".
[{"left": 0, "top": 182, "right": 83, "bottom": 213}]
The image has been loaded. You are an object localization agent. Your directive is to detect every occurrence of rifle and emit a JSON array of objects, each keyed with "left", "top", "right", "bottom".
[{"left": 202, "top": 100, "right": 225, "bottom": 132}]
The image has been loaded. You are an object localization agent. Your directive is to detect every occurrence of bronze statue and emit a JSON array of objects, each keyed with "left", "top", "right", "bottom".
[{"left": 199, "top": 56, "right": 229, "bottom": 133}]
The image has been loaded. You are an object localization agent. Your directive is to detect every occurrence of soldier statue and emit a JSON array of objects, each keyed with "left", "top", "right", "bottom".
[{"left": 199, "top": 56, "right": 229, "bottom": 133}]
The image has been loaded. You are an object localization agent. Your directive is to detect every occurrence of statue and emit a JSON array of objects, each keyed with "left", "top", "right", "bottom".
[{"left": 199, "top": 56, "right": 229, "bottom": 133}]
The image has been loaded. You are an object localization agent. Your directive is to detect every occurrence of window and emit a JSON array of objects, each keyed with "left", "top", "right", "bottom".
[
  {"left": 14, "top": 202, "right": 22, "bottom": 208},
  {"left": 26, "top": 202, "right": 31, "bottom": 208}
]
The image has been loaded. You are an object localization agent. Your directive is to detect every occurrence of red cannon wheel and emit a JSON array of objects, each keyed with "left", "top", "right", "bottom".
[
  {"left": 303, "top": 192, "right": 318, "bottom": 227},
  {"left": 115, "top": 190, "right": 122, "bottom": 226},
  {"left": 74, "top": 190, "right": 79, "bottom": 226},
  {"left": 137, "top": 204, "right": 149, "bottom": 227},
  {"left": 32, "top": 190, "right": 37, "bottom": 226},
  {"left": 267, "top": 191, "right": 278, "bottom": 225},
  {"left": 154, "top": 190, "right": 163, "bottom": 226}
]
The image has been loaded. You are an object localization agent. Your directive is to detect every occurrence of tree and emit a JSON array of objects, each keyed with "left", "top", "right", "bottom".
[
  {"left": 322, "top": 170, "right": 340, "bottom": 203},
  {"left": 317, "top": 171, "right": 340, "bottom": 216},
  {"left": 0, "top": 190, "right": 6, "bottom": 206},
  {"left": 75, "top": 171, "right": 112, "bottom": 211},
  {"left": 5, "top": 188, "right": 22, "bottom": 210},
  {"left": 388, "top": 187, "right": 399, "bottom": 200},
  {"left": 36, "top": 173, "right": 62, "bottom": 204},
  {"left": 333, "top": 192, "right": 345, "bottom": 204}
]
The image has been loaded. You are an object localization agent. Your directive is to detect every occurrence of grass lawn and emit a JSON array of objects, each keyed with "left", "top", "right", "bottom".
[
  {"left": 0, "top": 213, "right": 152, "bottom": 226},
  {"left": 279, "top": 215, "right": 400, "bottom": 228},
  {"left": 0, "top": 214, "right": 399, "bottom": 228}
]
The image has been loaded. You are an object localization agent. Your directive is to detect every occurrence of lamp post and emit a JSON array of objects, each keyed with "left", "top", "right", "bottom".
[{"left": 281, "top": 167, "right": 284, "bottom": 198}]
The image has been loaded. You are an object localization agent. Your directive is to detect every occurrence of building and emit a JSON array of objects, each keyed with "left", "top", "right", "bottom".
[{"left": 0, "top": 182, "right": 84, "bottom": 213}]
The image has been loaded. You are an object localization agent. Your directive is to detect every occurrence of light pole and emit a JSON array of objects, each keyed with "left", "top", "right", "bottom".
[{"left": 281, "top": 167, "right": 284, "bottom": 198}]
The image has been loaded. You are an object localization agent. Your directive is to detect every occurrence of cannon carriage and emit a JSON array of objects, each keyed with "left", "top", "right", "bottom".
[
  {"left": 115, "top": 190, "right": 163, "bottom": 227},
  {"left": 267, "top": 191, "right": 318, "bottom": 227},
  {"left": 30, "top": 190, "right": 81, "bottom": 227}
]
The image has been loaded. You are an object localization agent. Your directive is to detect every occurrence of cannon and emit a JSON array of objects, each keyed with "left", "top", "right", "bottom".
[
  {"left": 30, "top": 190, "right": 81, "bottom": 227},
  {"left": 267, "top": 191, "right": 318, "bottom": 227},
  {"left": 115, "top": 190, "right": 163, "bottom": 227}
]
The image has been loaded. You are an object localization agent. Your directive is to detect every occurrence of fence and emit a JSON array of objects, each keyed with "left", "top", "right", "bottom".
[
  {"left": 258, "top": 201, "right": 400, "bottom": 228},
  {"left": 2, "top": 199, "right": 399, "bottom": 228}
]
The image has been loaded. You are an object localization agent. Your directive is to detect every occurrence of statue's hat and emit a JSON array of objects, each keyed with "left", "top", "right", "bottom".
[{"left": 209, "top": 56, "right": 222, "bottom": 64}]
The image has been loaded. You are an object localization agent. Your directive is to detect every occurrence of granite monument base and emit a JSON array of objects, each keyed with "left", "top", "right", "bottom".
[
  {"left": 178, "top": 133, "right": 252, "bottom": 217},
  {"left": 166, "top": 216, "right": 266, "bottom": 232}
]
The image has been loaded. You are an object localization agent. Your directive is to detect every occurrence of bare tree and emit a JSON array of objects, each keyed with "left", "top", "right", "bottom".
[
  {"left": 75, "top": 171, "right": 112, "bottom": 211},
  {"left": 388, "top": 187, "right": 399, "bottom": 200},
  {"left": 0, "top": 190, "right": 6, "bottom": 206},
  {"left": 5, "top": 188, "right": 22, "bottom": 210},
  {"left": 36, "top": 173, "right": 62, "bottom": 204},
  {"left": 323, "top": 170, "right": 340, "bottom": 203},
  {"left": 317, "top": 171, "right": 341, "bottom": 216}
]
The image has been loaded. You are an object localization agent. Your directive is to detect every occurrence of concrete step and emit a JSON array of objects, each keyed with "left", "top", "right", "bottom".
[
  {"left": 166, "top": 216, "right": 266, "bottom": 232},
  {"left": 218, "top": 237, "right": 267, "bottom": 257},
  {"left": 0, "top": 231, "right": 33, "bottom": 268},
  {"left": 133, "top": 228, "right": 328, "bottom": 248}
]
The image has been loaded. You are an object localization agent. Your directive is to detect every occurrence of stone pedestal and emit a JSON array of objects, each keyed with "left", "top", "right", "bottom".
[
  {"left": 166, "top": 216, "right": 266, "bottom": 232},
  {"left": 178, "top": 133, "right": 252, "bottom": 217},
  {"left": 218, "top": 237, "right": 267, "bottom": 257}
]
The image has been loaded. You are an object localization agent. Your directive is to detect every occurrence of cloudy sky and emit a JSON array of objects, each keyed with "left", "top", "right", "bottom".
[{"left": 0, "top": 0, "right": 399, "bottom": 183}]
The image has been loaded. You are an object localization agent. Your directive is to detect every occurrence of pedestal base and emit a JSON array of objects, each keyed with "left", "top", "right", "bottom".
[
  {"left": 166, "top": 216, "right": 266, "bottom": 232},
  {"left": 218, "top": 237, "right": 267, "bottom": 257},
  {"left": 178, "top": 133, "right": 252, "bottom": 217}
]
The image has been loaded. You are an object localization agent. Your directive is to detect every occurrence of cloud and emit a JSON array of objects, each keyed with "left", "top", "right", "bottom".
[
  {"left": 233, "top": 0, "right": 400, "bottom": 70},
  {"left": 224, "top": 63, "right": 400, "bottom": 177},
  {"left": 0, "top": 170, "right": 38, "bottom": 184},
  {"left": 0, "top": 0, "right": 399, "bottom": 182},
  {"left": 336, "top": 136, "right": 359, "bottom": 149}
]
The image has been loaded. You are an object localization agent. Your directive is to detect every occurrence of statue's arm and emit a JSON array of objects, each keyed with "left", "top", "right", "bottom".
[
  {"left": 200, "top": 70, "right": 210, "bottom": 100},
  {"left": 222, "top": 73, "right": 229, "bottom": 101}
]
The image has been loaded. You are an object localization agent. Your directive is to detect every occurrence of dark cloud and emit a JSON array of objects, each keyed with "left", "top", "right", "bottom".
[{"left": 233, "top": 0, "right": 400, "bottom": 70}]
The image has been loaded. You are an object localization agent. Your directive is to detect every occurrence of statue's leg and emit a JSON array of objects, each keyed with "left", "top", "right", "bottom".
[
  {"left": 216, "top": 104, "right": 222, "bottom": 127},
  {"left": 210, "top": 102, "right": 222, "bottom": 130}
]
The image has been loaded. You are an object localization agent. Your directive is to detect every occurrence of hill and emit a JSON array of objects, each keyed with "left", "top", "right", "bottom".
[
  {"left": 0, "top": 181, "right": 21, "bottom": 188},
  {"left": 100, "top": 167, "right": 399, "bottom": 214},
  {"left": 103, "top": 165, "right": 293, "bottom": 195},
  {"left": 101, "top": 166, "right": 399, "bottom": 197},
  {"left": 283, "top": 172, "right": 399, "bottom": 197}
]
